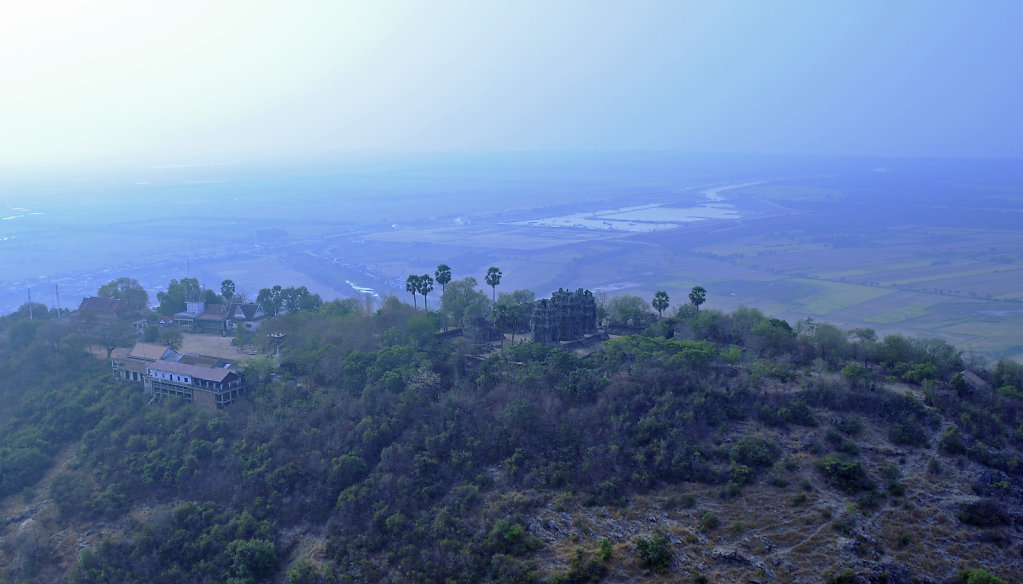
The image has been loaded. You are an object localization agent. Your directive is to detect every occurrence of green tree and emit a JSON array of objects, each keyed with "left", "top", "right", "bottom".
[
  {"left": 8, "top": 319, "right": 44, "bottom": 349},
  {"left": 405, "top": 275, "right": 421, "bottom": 310},
  {"left": 257, "top": 285, "right": 284, "bottom": 317},
  {"left": 849, "top": 327, "right": 879, "bottom": 364},
  {"left": 181, "top": 278, "right": 202, "bottom": 302},
  {"left": 952, "top": 568, "right": 1007, "bottom": 584},
  {"left": 417, "top": 274, "right": 434, "bottom": 311},
  {"left": 749, "top": 317, "right": 795, "bottom": 357},
  {"left": 435, "top": 264, "right": 452, "bottom": 294},
  {"left": 440, "top": 277, "right": 490, "bottom": 327},
  {"left": 94, "top": 318, "right": 136, "bottom": 358},
  {"left": 608, "top": 295, "right": 654, "bottom": 327},
  {"left": 651, "top": 291, "right": 669, "bottom": 319},
  {"left": 688, "top": 285, "right": 707, "bottom": 313},
  {"left": 993, "top": 358, "right": 1023, "bottom": 391},
  {"left": 228, "top": 538, "right": 277, "bottom": 583},
  {"left": 485, "top": 266, "right": 502, "bottom": 302},
  {"left": 634, "top": 534, "right": 671, "bottom": 573},
  {"left": 203, "top": 288, "right": 220, "bottom": 305},
  {"left": 812, "top": 322, "right": 850, "bottom": 365},
  {"left": 159, "top": 328, "right": 183, "bottom": 350},
  {"left": 221, "top": 279, "right": 236, "bottom": 304},
  {"left": 492, "top": 302, "right": 524, "bottom": 346},
  {"left": 157, "top": 277, "right": 201, "bottom": 315},
  {"left": 97, "top": 277, "right": 149, "bottom": 311},
  {"left": 6, "top": 302, "right": 55, "bottom": 323},
  {"left": 143, "top": 324, "right": 160, "bottom": 343},
  {"left": 280, "top": 286, "right": 321, "bottom": 313},
  {"left": 498, "top": 290, "right": 535, "bottom": 330},
  {"left": 499, "top": 289, "right": 535, "bottom": 306}
]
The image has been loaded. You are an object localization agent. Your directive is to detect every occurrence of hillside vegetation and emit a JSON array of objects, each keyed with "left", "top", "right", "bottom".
[{"left": 0, "top": 298, "right": 1021, "bottom": 583}]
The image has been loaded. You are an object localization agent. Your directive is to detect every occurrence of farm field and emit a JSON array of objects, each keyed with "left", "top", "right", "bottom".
[{"left": 3, "top": 154, "right": 1022, "bottom": 361}]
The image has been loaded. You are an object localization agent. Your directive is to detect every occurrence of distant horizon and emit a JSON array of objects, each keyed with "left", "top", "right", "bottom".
[{"left": 3, "top": 149, "right": 1022, "bottom": 175}]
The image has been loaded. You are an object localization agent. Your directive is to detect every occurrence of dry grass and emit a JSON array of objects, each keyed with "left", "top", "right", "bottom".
[{"left": 516, "top": 404, "right": 1022, "bottom": 583}]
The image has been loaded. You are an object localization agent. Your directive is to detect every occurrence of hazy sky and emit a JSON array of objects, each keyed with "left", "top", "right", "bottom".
[{"left": 2, "top": 0, "right": 1021, "bottom": 167}]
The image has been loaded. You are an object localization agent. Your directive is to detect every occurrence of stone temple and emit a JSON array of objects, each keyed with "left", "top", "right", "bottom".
[{"left": 530, "top": 288, "right": 598, "bottom": 344}]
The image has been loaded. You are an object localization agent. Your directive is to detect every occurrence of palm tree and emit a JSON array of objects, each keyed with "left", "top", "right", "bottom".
[
  {"left": 418, "top": 274, "right": 434, "bottom": 311},
  {"left": 220, "top": 279, "right": 235, "bottom": 304},
  {"left": 485, "top": 266, "right": 502, "bottom": 302},
  {"left": 688, "top": 286, "right": 707, "bottom": 313},
  {"left": 652, "top": 291, "right": 669, "bottom": 319},
  {"left": 435, "top": 264, "right": 452, "bottom": 295},
  {"left": 405, "top": 275, "right": 421, "bottom": 310}
]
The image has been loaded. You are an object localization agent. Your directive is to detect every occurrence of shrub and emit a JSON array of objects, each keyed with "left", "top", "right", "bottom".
[
  {"left": 728, "top": 462, "right": 754, "bottom": 486},
  {"left": 634, "top": 534, "right": 671, "bottom": 573},
  {"left": 816, "top": 454, "right": 874, "bottom": 494},
  {"left": 228, "top": 538, "right": 277, "bottom": 583},
  {"left": 486, "top": 519, "right": 540, "bottom": 556},
  {"left": 825, "top": 567, "right": 858, "bottom": 584},
  {"left": 826, "top": 427, "right": 860, "bottom": 455},
  {"left": 836, "top": 415, "right": 863, "bottom": 436},
  {"left": 287, "top": 560, "right": 337, "bottom": 584},
  {"left": 856, "top": 490, "right": 882, "bottom": 514},
  {"left": 550, "top": 547, "right": 607, "bottom": 584},
  {"left": 889, "top": 421, "right": 928, "bottom": 447},
  {"left": 729, "top": 437, "right": 778, "bottom": 468},
  {"left": 958, "top": 499, "right": 1009, "bottom": 527},
  {"left": 699, "top": 510, "right": 719, "bottom": 531},
  {"left": 952, "top": 568, "right": 1008, "bottom": 584}
]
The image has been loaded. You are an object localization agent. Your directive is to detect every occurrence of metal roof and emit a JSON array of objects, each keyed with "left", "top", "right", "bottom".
[{"left": 148, "top": 359, "right": 237, "bottom": 383}]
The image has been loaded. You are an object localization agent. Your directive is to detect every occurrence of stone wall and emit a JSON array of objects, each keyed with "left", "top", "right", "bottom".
[{"left": 530, "top": 288, "right": 597, "bottom": 344}]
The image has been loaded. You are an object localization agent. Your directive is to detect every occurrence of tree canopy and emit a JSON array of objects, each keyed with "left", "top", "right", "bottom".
[
  {"left": 652, "top": 291, "right": 669, "bottom": 319},
  {"left": 221, "top": 280, "right": 236, "bottom": 303},
  {"left": 97, "top": 277, "right": 149, "bottom": 311},
  {"left": 435, "top": 264, "right": 452, "bottom": 294},
  {"left": 689, "top": 285, "right": 707, "bottom": 311},
  {"left": 440, "top": 277, "right": 490, "bottom": 327},
  {"left": 485, "top": 266, "right": 502, "bottom": 302},
  {"left": 608, "top": 294, "right": 654, "bottom": 327},
  {"left": 157, "top": 278, "right": 202, "bottom": 315}
]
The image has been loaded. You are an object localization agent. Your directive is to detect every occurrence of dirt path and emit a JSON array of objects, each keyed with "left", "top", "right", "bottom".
[{"left": 772, "top": 519, "right": 835, "bottom": 556}]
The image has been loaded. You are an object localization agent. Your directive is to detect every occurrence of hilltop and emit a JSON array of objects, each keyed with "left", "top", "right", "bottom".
[{"left": 0, "top": 297, "right": 1021, "bottom": 583}]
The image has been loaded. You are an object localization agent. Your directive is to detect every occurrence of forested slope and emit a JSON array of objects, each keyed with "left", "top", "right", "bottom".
[{"left": 1, "top": 299, "right": 1021, "bottom": 583}]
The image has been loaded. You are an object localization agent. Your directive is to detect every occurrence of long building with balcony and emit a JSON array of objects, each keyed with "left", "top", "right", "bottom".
[
  {"left": 145, "top": 359, "right": 245, "bottom": 408},
  {"left": 112, "top": 342, "right": 246, "bottom": 408}
]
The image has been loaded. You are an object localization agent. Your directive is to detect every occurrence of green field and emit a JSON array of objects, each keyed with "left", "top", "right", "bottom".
[
  {"left": 789, "top": 278, "right": 895, "bottom": 315},
  {"left": 879, "top": 265, "right": 1023, "bottom": 286},
  {"left": 867, "top": 302, "right": 935, "bottom": 323}
]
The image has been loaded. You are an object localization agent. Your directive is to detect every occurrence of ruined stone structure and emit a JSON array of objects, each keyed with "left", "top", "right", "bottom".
[{"left": 530, "top": 288, "right": 597, "bottom": 344}]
